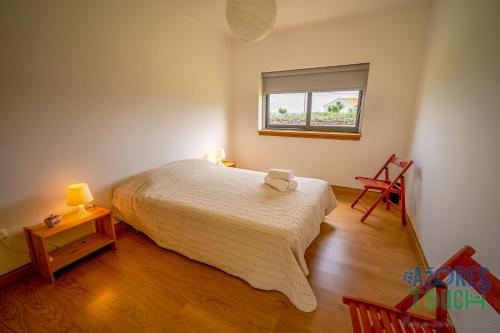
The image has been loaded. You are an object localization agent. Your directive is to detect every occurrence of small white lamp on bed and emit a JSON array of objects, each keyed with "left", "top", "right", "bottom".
[
  {"left": 214, "top": 148, "right": 226, "bottom": 165},
  {"left": 67, "top": 182, "right": 94, "bottom": 217}
]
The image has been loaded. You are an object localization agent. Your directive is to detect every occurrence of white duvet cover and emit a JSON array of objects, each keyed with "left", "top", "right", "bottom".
[{"left": 111, "top": 159, "right": 336, "bottom": 311}]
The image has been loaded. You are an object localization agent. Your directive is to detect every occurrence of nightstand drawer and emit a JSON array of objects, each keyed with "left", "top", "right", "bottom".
[{"left": 48, "top": 233, "right": 115, "bottom": 272}]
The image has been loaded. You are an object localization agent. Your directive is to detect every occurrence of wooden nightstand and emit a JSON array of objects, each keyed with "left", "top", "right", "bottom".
[
  {"left": 24, "top": 207, "right": 116, "bottom": 283},
  {"left": 222, "top": 160, "right": 237, "bottom": 168}
]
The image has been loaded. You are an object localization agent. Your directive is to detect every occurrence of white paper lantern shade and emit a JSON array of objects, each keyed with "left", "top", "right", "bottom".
[{"left": 226, "top": 0, "right": 277, "bottom": 42}]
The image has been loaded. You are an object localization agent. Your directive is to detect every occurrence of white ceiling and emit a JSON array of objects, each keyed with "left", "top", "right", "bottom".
[{"left": 165, "top": 0, "right": 425, "bottom": 36}]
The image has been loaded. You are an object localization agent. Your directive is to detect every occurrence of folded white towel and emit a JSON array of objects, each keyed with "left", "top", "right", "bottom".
[
  {"left": 264, "top": 175, "right": 298, "bottom": 192},
  {"left": 268, "top": 168, "right": 295, "bottom": 180}
]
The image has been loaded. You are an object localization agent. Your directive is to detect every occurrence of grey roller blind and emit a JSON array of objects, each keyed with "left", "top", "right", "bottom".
[{"left": 262, "top": 63, "right": 369, "bottom": 93}]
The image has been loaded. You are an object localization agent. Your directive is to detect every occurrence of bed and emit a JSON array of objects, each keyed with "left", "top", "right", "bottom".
[{"left": 111, "top": 159, "right": 337, "bottom": 311}]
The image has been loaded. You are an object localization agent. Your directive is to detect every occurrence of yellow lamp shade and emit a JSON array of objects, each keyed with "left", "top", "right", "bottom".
[
  {"left": 214, "top": 148, "right": 226, "bottom": 160},
  {"left": 66, "top": 183, "right": 94, "bottom": 206},
  {"left": 213, "top": 148, "right": 226, "bottom": 165}
]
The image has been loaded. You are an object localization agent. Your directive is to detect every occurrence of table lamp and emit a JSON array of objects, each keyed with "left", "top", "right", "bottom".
[
  {"left": 214, "top": 148, "right": 226, "bottom": 165},
  {"left": 67, "top": 183, "right": 94, "bottom": 217}
]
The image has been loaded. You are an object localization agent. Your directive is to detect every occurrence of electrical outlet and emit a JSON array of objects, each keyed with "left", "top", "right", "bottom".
[{"left": 0, "top": 228, "right": 8, "bottom": 240}]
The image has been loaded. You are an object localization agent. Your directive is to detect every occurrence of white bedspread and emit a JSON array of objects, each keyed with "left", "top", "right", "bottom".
[{"left": 111, "top": 159, "right": 336, "bottom": 311}]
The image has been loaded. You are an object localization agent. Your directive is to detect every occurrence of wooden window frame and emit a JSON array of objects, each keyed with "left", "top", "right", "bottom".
[{"left": 258, "top": 129, "right": 361, "bottom": 140}]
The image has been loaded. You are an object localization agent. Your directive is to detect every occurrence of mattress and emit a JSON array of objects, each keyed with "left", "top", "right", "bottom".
[{"left": 111, "top": 159, "right": 337, "bottom": 311}]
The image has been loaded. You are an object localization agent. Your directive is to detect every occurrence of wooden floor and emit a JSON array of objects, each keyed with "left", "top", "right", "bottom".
[{"left": 0, "top": 188, "right": 424, "bottom": 333}]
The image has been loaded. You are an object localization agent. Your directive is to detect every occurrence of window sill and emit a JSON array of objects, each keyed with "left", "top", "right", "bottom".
[{"left": 258, "top": 130, "right": 361, "bottom": 140}]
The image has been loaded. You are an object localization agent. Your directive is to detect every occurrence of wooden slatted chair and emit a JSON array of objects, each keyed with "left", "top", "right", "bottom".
[
  {"left": 343, "top": 246, "right": 500, "bottom": 333},
  {"left": 351, "top": 154, "right": 413, "bottom": 224}
]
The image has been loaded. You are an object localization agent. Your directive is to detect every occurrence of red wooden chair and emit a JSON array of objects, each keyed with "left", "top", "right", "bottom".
[
  {"left": 351, "top": 154, "right": 413, "bottom": 224},
  {"left": 343, "top": 246, "right": 500, "bottom": 333}
]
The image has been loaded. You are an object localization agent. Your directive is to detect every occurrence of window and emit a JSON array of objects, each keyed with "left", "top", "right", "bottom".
[
  {"left": 262, "top": 64, "right": 369, "bottom": 135},
  {"left": 268, "top": 93, "right": 307, "bottom": 127}
]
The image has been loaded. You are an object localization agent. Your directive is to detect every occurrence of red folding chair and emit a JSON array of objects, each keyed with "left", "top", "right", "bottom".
[
  {"left": 343, "top": 245, "right": 500, "bottom": 333},
  {"left": 351, "top": 154, "right": 413, "bottom": 224}
]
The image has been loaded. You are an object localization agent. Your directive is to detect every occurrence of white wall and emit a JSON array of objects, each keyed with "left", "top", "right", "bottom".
[
  {"left": 0, "top": 0, "right": 231, "bottom": 275},
  {"left": 407, "top": 0, "right": 500, "bottom": 331},
  {"left": 230, "top": 5, "right": 431, "bottom": 187}
]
